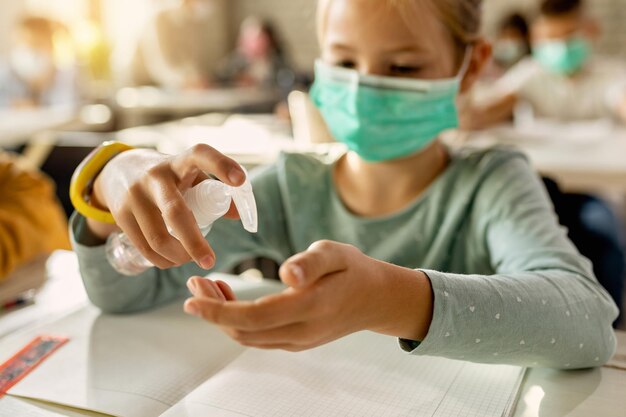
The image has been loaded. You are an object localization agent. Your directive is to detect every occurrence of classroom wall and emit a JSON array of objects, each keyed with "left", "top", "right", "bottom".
[{"left": 589, "top": 0, "right": 626, "bottom": 58}]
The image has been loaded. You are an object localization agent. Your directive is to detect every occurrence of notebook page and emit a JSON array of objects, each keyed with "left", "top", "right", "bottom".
[
  {"left": 164, "top": 331, "right": 525, "bottom": 417},
  {"left": 0, "top": 396, "right": 107, "bottom": 417},
  {"left": 5, "top": 275, "right": 285, "bottom": 417},
  {"left": 5, "top": 304, "right": 243, "bottom": 417}
]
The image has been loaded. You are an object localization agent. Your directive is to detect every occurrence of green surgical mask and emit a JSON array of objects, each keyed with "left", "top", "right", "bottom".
[
  {"left": 310, "top": 55, "right": 469, "bottom": 163},
  {"left": 532, "top": 37, "right": 591, "bottom": 75}
]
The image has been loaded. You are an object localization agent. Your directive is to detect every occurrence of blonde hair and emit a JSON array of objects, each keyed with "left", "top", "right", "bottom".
[{"left": 317, "top": 0, "right": 482, "bottom": 50}]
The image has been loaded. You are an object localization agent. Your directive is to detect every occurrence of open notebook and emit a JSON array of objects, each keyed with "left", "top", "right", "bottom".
[{"left": 3, "top": 275, "right": 525, "bottom": 417}]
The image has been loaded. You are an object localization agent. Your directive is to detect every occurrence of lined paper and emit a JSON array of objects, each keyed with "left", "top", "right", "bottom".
[{"left": 164, "top": 331, "right": 525, "bottom": 417}]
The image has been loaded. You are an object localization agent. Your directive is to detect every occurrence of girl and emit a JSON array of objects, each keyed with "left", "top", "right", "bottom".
[{"left": 71, "top": 0, "right": 617, "bottom": 369}]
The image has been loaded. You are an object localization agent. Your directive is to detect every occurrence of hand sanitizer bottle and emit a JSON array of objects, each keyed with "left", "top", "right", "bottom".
[{"left": 105, "top": 174, "right": 258, "bottom": 276}]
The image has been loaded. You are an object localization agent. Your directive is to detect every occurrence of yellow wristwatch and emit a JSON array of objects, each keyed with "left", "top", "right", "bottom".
[{"left": 70, "top": 141, "right": 135, "bottom": 224}]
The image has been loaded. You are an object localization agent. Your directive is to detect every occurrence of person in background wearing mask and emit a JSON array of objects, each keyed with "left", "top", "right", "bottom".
[
  {"left": 216, "top": 17, "right": 295, "bottom": 93},
  {"left": 132, "top": 0, "right": 228, "bottom": 90},
  {"left": 491, "top": 14, "right": 531, "bottom": 75},
  {"left": 0, "top": 17, "right": 78, "bottom": 109},
  {"left": 461, "top": 13, "right": 531, "bottom": 120},
  {"left": 466, "top": 0, "right": 626, "bottom": 127}
]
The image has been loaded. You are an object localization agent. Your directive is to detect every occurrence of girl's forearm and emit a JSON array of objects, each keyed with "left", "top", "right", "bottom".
[{"left": 370, "top": 265, "right": 434, "bottom": 342}]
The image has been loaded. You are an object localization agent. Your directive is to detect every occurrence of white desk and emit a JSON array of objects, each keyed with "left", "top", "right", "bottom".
[
  {"left": 116, "top": 87, "right": 281, "bottom": 115},
  {"left": 0, "top": 252, "right": 88, "bottom": 339},
  {"left": 0, "top": 252, "right": 624, "bottom": 417},
  {"left": 115, "top": 113, "right": 345, "bottom": 168},
  {"left": 514, "top": 331, "right": 626, "bottom": 417},
  {"left": 452, "top": 121, "right": 626, "bottom": 194},
  {"left": 0, "top": 108, "right": 76, "bottom": 149},
  {"left": 115, "top": 87, "right": 282, "bottom": 128}
]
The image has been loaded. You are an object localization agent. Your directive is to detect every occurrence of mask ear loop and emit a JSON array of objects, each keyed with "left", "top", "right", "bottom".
[
  {"left": 450, "top": 46, "right": 476, "bottom": 146},
  {"left": 456, "top": 46, "right": 474, "bottom": 81}
]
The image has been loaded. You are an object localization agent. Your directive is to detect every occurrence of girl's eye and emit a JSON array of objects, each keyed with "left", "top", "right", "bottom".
[
  {"left": 337, "top": 60, "right": 356, "bottom": 69},
  {"left": 390, "top": 65, "right": 421, "bottom": 75}
]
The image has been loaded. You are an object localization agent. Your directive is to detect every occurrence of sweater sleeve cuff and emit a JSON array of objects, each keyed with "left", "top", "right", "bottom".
[
  {"left": 69, "top": 211, "right": 112, "bottom": 267},
  {"left": 70, "top": 211, "right": 108, "bottom": 247}
]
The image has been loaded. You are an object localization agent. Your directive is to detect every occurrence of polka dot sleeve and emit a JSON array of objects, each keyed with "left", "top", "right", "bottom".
[{"left": 400, "top": 158, "right": 618, "bottom": 369}]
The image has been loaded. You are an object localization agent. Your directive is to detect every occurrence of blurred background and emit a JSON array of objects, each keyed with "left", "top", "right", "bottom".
[{"left": 0, "top": 0, "right": 623, "bottom": 129}]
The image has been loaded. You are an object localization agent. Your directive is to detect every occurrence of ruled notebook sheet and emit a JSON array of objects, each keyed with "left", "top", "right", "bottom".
[
  {"left": 5, "top": 275, "right": 287, "bottom": 417},
  {"left": 163, "top": 331, "right": 526, "bottom": 417}
]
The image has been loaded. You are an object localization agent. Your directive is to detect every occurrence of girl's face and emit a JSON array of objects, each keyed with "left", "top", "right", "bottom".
[{"left": 320, "top": 0, "right": 460, "bottom": 80}]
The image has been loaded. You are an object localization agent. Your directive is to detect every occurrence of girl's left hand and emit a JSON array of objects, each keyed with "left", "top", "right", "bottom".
[{"left": 184, "top": 240, "right": 434, "bottom": 351}]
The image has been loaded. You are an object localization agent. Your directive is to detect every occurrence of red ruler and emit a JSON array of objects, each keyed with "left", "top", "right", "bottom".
[{"left": 0, "top": 335, "right": 69, "bottom": 398}]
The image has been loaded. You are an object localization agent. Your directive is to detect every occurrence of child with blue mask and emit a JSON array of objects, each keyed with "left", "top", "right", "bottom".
[{"left": 70, "top": 0, "right": 618, "bottom": 369}]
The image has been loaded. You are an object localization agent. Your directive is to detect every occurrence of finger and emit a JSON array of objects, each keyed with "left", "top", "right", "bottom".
[
  {"left": 191, "top": 172, "right": 210, "bottom": 187},
  {"left": 237, "top": 342, "right": 304, "bottom": 352},
  {"left": 172, "top": 144, "right": 246, "bottom": 188},
  {"left": 184, "top": 289, "right": 313, "bottom": 331},
  {"left": 231, "top": 322, "right": 313, "bottom": 346},
  {"left": 213, "top": 324, "right": 306, "bottom": 351},
  {"left": 149, "top": 180, "right": 215, "bottom": 269},
  {"left": 279, "top": 240, "right": 350, "bottom": 288},
  {"left": 187, "top": 277, "right": 224, "bottom": 300},
  {"left": 215, "top": 280, "right": 237, "bottom": 301},
  {"left": 129, "top": 187, "right": 192, "bottom": 266},
  {"left": 115, "top": 212, "right": 174, "bottom": 270},
  {"left": 206, "top": 280, "right": 227, "bottom": 301}
]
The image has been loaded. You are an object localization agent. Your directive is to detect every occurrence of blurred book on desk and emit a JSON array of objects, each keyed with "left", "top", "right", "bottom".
[{"left": 0, "top": 254, "right": 48, "bottom": 306}]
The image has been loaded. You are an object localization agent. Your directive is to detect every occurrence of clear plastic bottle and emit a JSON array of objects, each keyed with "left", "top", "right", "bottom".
[{"left": 106, "top": 176, "right": 258, "bottom": 276}]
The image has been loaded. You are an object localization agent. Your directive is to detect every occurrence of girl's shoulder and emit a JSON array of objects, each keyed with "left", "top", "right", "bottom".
[
  {"left": 274, "top": 152, "right": 332, "bottom": 184},
  {"left": 444, "top": 146, "right": 533, "bottom": 198},
  {"left": 449, "top": 146, "right": 529, "bottom": 174}
]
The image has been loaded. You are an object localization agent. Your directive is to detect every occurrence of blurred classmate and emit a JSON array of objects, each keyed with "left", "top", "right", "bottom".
[
  {"left": 491, "top": 14, "right": 531, "bottom": 74},
  {"left": 131, "top": 0, "right": 228, "bottom": 90},
  {"left": 466, "top": 0, "right": 626, "bottom": 128},
  {"left": 0, "top": 153, "right": 70, "bottom": 281},
  {"left": 216, "top": 17, "right": 296, "bottom": 92},
  {"left": 466, "top": 13, "right": 531, "bottom": 113},
  {"left": 0, "top": 17, "right": 78, "bottom": 109}
]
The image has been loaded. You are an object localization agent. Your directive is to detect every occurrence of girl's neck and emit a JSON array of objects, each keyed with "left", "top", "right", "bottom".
[{"left": 333, "top": 140, "right": 450, "bottom": 218}]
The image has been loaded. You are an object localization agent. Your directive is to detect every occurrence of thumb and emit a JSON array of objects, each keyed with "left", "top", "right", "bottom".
[{"left": 279, "top": 240, "right": 349, "bottom": 288}]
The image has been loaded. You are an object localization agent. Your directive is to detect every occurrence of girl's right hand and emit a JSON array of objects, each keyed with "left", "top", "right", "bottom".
[{"left": 87, "top": 144, "right": 246, "bottom": 271}]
